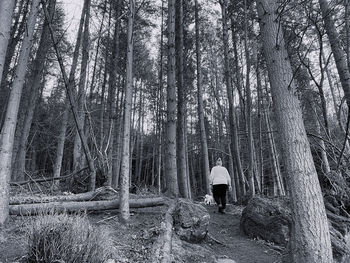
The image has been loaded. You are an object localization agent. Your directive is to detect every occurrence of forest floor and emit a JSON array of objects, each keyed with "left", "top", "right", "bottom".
[{"left": 0, "top": 201, "right": 282, "bottom": 263}]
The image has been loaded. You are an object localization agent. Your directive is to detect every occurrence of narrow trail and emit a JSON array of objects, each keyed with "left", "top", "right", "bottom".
[
  {"left": 203, "top": 205, "right": 282, "bottom": 263},
  {"left": 0, "top": 203, "right": 283, "bottom": 263}
]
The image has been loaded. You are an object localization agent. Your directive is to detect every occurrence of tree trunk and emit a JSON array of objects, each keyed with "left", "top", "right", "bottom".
[
  {"left": 99, "top": 63, "right": 107, "bottom": 151},
  {"left": 290, "top": 58, "right": 332, "bottom": 175},
  {"left": 256, "top": 61, "right": 264, "bottom": 194},
  {"left": 29, "top": 144, "right": 36, "bottom": 173},
  {"left": 112, "top": 94, "right": 124, "bottom": 189},
  {"left": 119, "top": 0, "right": 135, "bottom": 222},
  {"left": 321, "top": 50, "right": 350, "bottom": 153},
  {"left": 156, "top": 0, "right": 165, "bottom": 195},
  {"left": 135, "top": 85, "right": 143, "bottom": 185},
  {"left": 195, "top": 0, "right": 211, "bottom": 195},
  {"left": 256, "top": 0, "right": 333, "bottom": 261},
  {"left": 53, "top": 102, "right": 69, "bottom": 188},
  {"left": 106, "top": 0, "right": 121, "bottom": 186},
  {"left": 285, "top": 27, "right": 333, "bottom": 176},
  {"left": 52, "top": 0, "right": 89, "bottom": 189},
  {"left": 345, "top": 0, "right": 350, "bottom": 71},
  {"left": 0, "top": 0, "right": 29, "bottom": 89},
  {"left": 73, "top": 0, "right": 91, "bottom": 175},
  {"left": 43, "top": 0, "right": 96, "bottom": 191},
  {"left": 263, "top": 82, "right": 285, "bottom": 196},
  {"left": 303, "top": 89, "right": 331, "bottom": 174},
  {"left": 0, "top": 0, "right": 27, "bottom": 137},
  {"left": 51, "top": 0, "right": 86, "bottom": 189},
  {"left": 184, "top": 121, "right": 192, "bottom": 198},
  {"left": 14, "top": 0, "right": 56, "bottom": 182},
  {"left": 0, "top": 0, "right": 16, "bottom": 85},
  {"left": 0, "top": 0, "right": 40, "bottom": 225},
  {"left": 264, "top": 109, "right": 284, "bottom": 196},
  {"left": 227, "top": 146, "right": 237, "bottom": 202},
  {"left": 220, "top": 0, "right": 245, "bottom": 198},
  {"left": 318, "top": 0, "right": 350, "bottom": 109},
  {"left": 165, "top": 0, "right": 179, "bottom": 197},
  {"left": 175, "top": 0, "right": 189, "bottom": 198},
  {"left": 230, "top": 12, "right": 245, "bottom": 107},
  {"left": 243, "top": 0, "right": 255, "bottom": 197},
  {"left": 1, "top": 0, "right": 30, "bottom": 134}
]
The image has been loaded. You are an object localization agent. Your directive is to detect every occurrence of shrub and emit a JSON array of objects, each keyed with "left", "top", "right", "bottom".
[{"left": 26, "top": 213, "right": 116, "bottom": 263}]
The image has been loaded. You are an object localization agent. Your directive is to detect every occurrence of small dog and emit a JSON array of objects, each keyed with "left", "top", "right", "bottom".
[{"left": 204, "top": 194, "right": 215, "bottom": 205}]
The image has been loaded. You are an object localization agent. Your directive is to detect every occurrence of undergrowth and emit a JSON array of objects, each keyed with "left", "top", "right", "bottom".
[{"left": 25, "top": 213, "right": 116, "bottom": 263}]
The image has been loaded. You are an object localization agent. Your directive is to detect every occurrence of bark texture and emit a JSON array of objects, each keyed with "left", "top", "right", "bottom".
[
  {"left": 175, "top": 0, "right": 189, "bottom": 198},
  {"left": 0, "top": 0, "right": 40, "bottom": 225},
  {"left": 165, "top": 0, "right": 179, "bottom": 197},
  {"left": 0, "top": 0, "right": 16, "bottom": 84},
  {"left": 120, "top": 0, "right": 135, "bottom": 222}
]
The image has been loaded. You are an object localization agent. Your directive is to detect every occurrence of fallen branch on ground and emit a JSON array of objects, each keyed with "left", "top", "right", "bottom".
[
  {"left": 9, "top": 197, "right": 166, "bottom": 216},
  {"left": 206, "top": 233, "right": 226, "bottom": 246},
  {"left": 10, "top": 167, "right": 89, "bottom": 186}
]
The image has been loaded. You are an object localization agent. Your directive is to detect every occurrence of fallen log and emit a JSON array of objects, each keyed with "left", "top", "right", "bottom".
[
  {"left": 9, "top": 186, "right": 117, "bottom": 205},
  {"left": 9, "top": 197, "right": 166, "bottom": 216},
  {"left": 10, "top": 191, "right": 98, "bottom": 205}
]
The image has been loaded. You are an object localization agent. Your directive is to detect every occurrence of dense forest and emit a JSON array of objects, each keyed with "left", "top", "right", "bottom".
[{"left": 1, "top": 0, "right": 350, "bottom": 262}]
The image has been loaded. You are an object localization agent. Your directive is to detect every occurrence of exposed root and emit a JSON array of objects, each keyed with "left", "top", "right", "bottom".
[{"left": 206, "top": 233, "right": 227, "bottom": 246}]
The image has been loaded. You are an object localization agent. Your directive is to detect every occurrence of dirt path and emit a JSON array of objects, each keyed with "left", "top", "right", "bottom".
[
  {"left": 202, "top": 204, "right": 282, "bottom": 263},
  {"left": 0, "top": 202, "right": 283, "bottom": 263}
]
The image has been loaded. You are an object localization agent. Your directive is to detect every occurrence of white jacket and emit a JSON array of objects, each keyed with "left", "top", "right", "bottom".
[{"left": 209, "top": 165, "right": 231, "bottom": 186}]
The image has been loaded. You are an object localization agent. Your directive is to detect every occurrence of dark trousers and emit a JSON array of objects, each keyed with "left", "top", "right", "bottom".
[{"left": 212, "top": 184, "right": 228, "bottom": 209}]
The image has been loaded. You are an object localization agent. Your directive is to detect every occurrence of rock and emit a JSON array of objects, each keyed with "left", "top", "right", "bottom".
[
  {"left": 240, "top": 196, "right": 350, "bottom": 262},
  {"left": 172, "top": 199, "right": 210, "bottom": 242},
  {"left": 240, "top": 195, "right": 291, "bottom": 245},
  {"left": 170, "top": 234, "right": 216, "bottom": 262}
]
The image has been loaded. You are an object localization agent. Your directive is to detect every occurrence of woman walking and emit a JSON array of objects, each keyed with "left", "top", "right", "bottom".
[{"left": 209, "top": 158, "right": 232, "bottom": 213}]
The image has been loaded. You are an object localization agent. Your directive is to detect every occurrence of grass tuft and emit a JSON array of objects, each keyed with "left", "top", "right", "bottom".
[{"left": 26, "top": 213, "right": 116, "bottom": 263}]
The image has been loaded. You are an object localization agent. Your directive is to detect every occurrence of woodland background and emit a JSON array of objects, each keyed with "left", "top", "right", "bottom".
[{"left": 1, "top": 0, "right": 350, "bottom": 261}]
